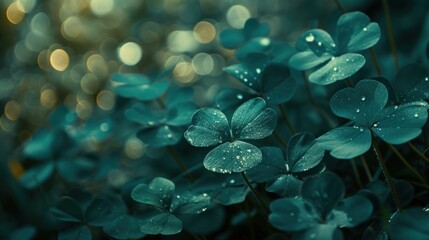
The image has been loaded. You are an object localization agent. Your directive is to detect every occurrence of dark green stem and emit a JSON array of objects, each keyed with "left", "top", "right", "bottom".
[
  {"left": 332, "top": 0, "right": 346, "bottom": 13},
  {"left": 360, "top": 155, "right": 373, "bottom": 181},
  {"left": 369, "top": 48, "right": 383, "bottom": 76},
  {"left": 382, "top": 0, "right": 400, "bottom": 70},
  {"left": 350, "top": 159, "right": 363, "bottom": 188},
  {"left": 388, "top": 144, "right": 427, "bottom": 185},
  {"left": 167, "top": 146, "right": 195, "bottom": 181},
  {"left": 240, "top": 172, "right": 270, "bottom": 215},
  {"left": 408, "top": 142, "right": 429, "bottom": 165},
  {"left": 372, "top": 138, "right": 402, "bottom": 211},
  {"left": 302, "top": 72, "right": 337, "bottom": 128},
  {"left": 274, "top": 130, "right": 288, "bottom": 149},
  {"left": 279, "top": 104, "right": 296, "bottom": 134}
]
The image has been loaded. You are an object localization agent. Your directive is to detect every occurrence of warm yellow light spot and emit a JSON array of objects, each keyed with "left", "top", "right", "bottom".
[
  {"left": 193, "top": 21, "right": 216, "bottom": 43},
  {"left": 76, "top": 100, "right": 93, "bottom": 119},
  {"left": 50, "top": 49, "right": 70, "bottom": 71},
  {"left": 17, "top": 0, "right": 36, "bottom": 13},
  {"left": 118, "top": 42, "right": 142, "bottom": 66},
  {"left": 6, "top": 2, "right": 25, "bottom": 24},
  {"left": 4, "top": 101, "right": 21, "bottom": 121},
  {"left": 8, "top": 160, "right": 25, "bottom": 179},
  {"left": 40, "top": 89, "right": 57, "bottom": 109},
  {"left": 226, "top": 5, "right": 251, "bottom": 28},
  {"left": 125, "top": 137, "right": 145, "bottom": 159},
  {"left": 96, "top": 90, "right": 115, "bottom": 110},
  {"left": 90, "top": 0, "right": 114, "bottom": 16},
  {"left": 86, "top": 54, "right": 108, "bottom": 77},
  {"left": 173, "top": 61, "right": 195, "bottom": 83}
]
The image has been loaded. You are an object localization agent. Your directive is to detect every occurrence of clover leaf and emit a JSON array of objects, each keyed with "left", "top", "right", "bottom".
[
  {"left": 50, "top": 195, "right": 124, "bottom": 240},
  {"left": 125, "top": 89, "right": 197, "bottom": 147},
  {"left": 246, "top": 132, "right": 324, "bottom": 196},
  {"left": 391, "top": 63, "right": 429, "bottom": 102},
  {"left": 220, "top": 18, "right": 270, "bottom": 49},
  {"left": 389, "top": 208, "right": 429, "bottom": 240},
  {"left": 131, "top": 177, "right": 211, "bottom": 235},
  {"left": 218, "top": 53, "right": 296, "bottom": 111},
  {"left": 289, "top": 11, "right": 380, "bottom": 85},
  {"left": 269, "top": 172, "right": 373, "bottom": 240},
  {"left": 317, "top": 80, "right": 429, "bottom": 159},
  {"left": 184, "top": 97, "right": 277, "bottom": 173},
  {"left": 111, "top": 73, "right": 169, "bottom": 101}
]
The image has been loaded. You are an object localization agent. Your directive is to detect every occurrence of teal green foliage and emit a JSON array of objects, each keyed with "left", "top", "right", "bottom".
[{"left": 4, "top": 3, "right": 429, "bottom": 240}]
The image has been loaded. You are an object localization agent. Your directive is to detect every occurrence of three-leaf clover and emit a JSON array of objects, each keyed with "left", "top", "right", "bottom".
[
  {"left": 217, "top": 53, "right": 296, "bottom": 111},
  {"left": 125, "top": 88, "right": 197, "bottom": 147},
  {"left": 111, "top": 73, "right": 169, "bottom": 100},
  {"left": 269, "top": 172, "right": 373, "bottom": 240},
  {"left": 289, "top": 11, "right": 381, "bottom": 85},
  {"left": 246, "top": 132, "right": 325, "bottom": 196},
  {"left": 50, "top": 194, "right": 124, "bottom": 240},
  {"left": 184, "top": 97, "right": 277, "bottom": 173},
  {"left": 317, "top": 80, "right": 429, "bottom": 159},
  {"left": 131, "top": 177, "right": 211, "bottom": 235}
]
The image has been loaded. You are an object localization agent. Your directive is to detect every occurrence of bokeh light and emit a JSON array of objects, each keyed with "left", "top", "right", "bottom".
[
  {"left": 118, "top": 42, "right": 143, "bottom": 66},
  {"left": 226, "top": 5, "right": 251, "bottom": 28},
  {"left": 50, "top": 49, "right": 70, "bottom": 71}
]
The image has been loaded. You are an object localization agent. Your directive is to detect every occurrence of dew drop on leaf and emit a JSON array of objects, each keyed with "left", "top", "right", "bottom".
[
  {"left": 317, "top": 42, "right": 322, "bottom": 46},
  {"left": 363, "top": 27, "right": 368, "bottom": 31},
  {"left": 356, "top": 109, "right": 360, "bottom": 113},
  {"left": 305, "top": 34, "right": 315, "bottom": 42},
  {"left": 361, "top": 96, "right": 366, "bottom": 101},
  {"left": 414, "top": 113, "right": 419, "bottom": 118},
  {"left": 333, "top": 67, "right": 338, "bottom": 72},
  {"left": 237, "top": 94, "right": 243, "bottom": 100},
  {"left": 255, "top": 68, "right": 261, "bottom": 74}
]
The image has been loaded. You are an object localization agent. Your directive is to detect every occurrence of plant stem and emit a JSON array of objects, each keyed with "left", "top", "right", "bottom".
[
  {"left": 302, "top": 72, "right": 337, "bottom": 128},
  {"left": 332, "top": 0, "right": 346, "bottom": 13},
  {"left": 372, "top": 138, "right": 402, "bottom": 211},
  {"left": 274, "top": 130, "right": 288, "bottom": 149},
  {"left": 382, "top": 0, "right": 400, "bottom": 70},
  {"left": 369, "top": 48, "right": 383, "bottom": 76},
  {"left": 240, "top": 172, "right": 270, "bottom": 215},
  {"left": 388, "top": 144, "right": 427, "bottom": 185},
  {"left": 167, "top": 146, "right": 195, "bottom": 181},
  {"left": 360, "top": 155, "right": 373, "bottom": 181},
  {"left": 350, "top": 159, "right": 363, "bottom": 188},
  {"left": 407, "top": 142, "right": 429, "bottom": 165},
  {"left": 278, "top": 104, "right": 296, "bottom": 134}
]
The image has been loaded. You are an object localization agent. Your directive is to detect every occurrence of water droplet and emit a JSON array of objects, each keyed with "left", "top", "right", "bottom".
[
  {"left": 244, "top": 71, "right": 248, "bottom": 75},
  {"left": 229, "top": 179, "right": 236, "bottom": 184},
  {"left": 373, "top": 123, "right": 378, "bottom": 127},
  {"left": 237, "top": 94, "right": 243, "bottom": 100},
  {"left": 394, "top": 105, "right": 399, "bottom": 109},
  {"left": 166, "top": 133, "right": 173, "bottom": 138},
  {"left": 331, "top": 43, "right": 336, "bottom": 47},
  {"left": 176, "top": 195, "right": 181, "bottom": 198},
  {"left": 305, "top": 34, "right": 315, "bottom": 42},
  {"left": 256, "top": 68, "right": 261, "bottom": 74},
  {"left": 361, "top": 96, "right": 366, "bottom": 101},
  {"left": 363, "top": 27, "right": 368, "bottom": 31},
  {"left": 317, "top": 41, "right": 322, "bottom": 46},
  {"left": 333, "top": 67, "right": 338, "bottom": 72},
  {"left": 234, "top": 70, "right": 239, "bottom": 74},
  {"left": 414, "top": 113, "right": 419, "bottom": 118},
  {"left": 243, "top": 78, "right": 248, "bottom": 82},
  {"left": 148, "top": 121, "right": 155, "bottom": 126},
  {"left": 359, "top": 127, "right": 364, "bottom": 132},
  {"left": 356, "top": 109, "right": 360, "bottom": 113},
  {"left": 247, "top": 149, "right": 251, "bottom": 153},
  {"left": 235, "top": 155, "right": 240, "bottom": 159},
  {"left": 425, "top": 77, "right": 429, "bottom": 81},
  {"left": 346, "top": 58, "right": 350, "bottom": 62}
]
